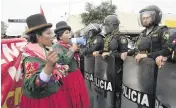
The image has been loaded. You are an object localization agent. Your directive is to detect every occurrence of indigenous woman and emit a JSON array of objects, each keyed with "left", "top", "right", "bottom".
[
  {"left": 52, "top": 21, "right": 90, "bottom": 108},
  {"left": 20, "top": 14, "right": 72, "bottom": 108}
]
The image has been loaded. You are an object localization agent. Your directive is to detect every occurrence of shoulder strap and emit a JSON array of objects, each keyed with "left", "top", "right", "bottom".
[
  {"left": 104, "top": 35, "right": 115, "bottom": 50},
  {"left": 151, "top": 26, "right": 168, "bottom": 37},
  {"left": 150, "top": 26, "right": 168, "bottom": 52},
  {"left": 135, "top": 32, "right": 144, "bottom": 48}
]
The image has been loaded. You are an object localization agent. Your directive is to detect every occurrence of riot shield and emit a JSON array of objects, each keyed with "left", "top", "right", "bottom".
[
  {"left": 84, "top": 55, "right": 95, "bottom": 108},
  {"left": 121, "top": 56, "right": 157, "bottom": 108},
  {"left": 94, "top": 56, "right": 116, "bottom": 108},
  {"left": 155, "top": 62, "right": 176, "bottom": 108}
]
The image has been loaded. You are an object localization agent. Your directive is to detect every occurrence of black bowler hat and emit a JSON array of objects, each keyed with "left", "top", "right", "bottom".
[
  {"left": 54, "top": 21, "right": 71, "bottom": 34},
  {"left": 25, "top": 14, "right": 52, "bottom": 34}
]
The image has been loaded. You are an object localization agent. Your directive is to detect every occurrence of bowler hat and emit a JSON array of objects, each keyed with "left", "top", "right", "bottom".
[
  {"left": 25, "top": 14, "right": 52, "bottom": 34},
  {"left": 54, "top": 21, "right": 71, "bottom": 34}
]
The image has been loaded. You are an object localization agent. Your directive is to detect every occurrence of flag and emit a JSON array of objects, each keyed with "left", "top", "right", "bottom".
[{"left": 40, "top": 5, "right": 44, "bottom": 16}]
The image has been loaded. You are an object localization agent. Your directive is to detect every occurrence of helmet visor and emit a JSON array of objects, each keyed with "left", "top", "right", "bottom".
[{"left": 140, "top": 11, "right": 156, "bottom": 27}]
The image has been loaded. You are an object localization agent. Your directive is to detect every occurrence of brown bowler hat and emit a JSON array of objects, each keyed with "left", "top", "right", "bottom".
[{"left": 25, "top": 14, "right": 52, "bottom": 34}]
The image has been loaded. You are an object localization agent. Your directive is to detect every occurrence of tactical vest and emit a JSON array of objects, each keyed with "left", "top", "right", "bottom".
[
  {"left": 86, "top": 37, "right": 95, "bottom": 48},
  {"left": 104, "top": 29, "right": 119, "bottom": 52},
  {"left": 136, "top": 26, "right": 167, "bottom": 53}
]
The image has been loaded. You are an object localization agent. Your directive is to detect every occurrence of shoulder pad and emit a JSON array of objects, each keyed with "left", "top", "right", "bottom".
[
  {"left": 152, "top": 26, "right": 169, "bottom": 37},
  {"left": 163, "top": 30, "right": 171, "bottom": 40},
  {"left": 154, "top": 26, "right": 168, "bottom": 32},
  {"left": 96, "top": 34, "right": 104, "bottom": 38},
  {"left": 119, "top": 36, "right": 128, "bottom": 44},
  {"left": 157, "top": 26, "right": 168, "bottom": 33},
  {"left": 159, "top": 25, "right": 168, "bottom": 29},
  {"left": 93, "top": 38, "right": 98, "bottom": 44}
]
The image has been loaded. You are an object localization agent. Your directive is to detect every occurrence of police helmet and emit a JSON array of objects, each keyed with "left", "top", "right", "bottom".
[
  {"left": 139, "top": 5, "right": 162, "bottom": 27},
  {"left": 104, "top": 15, "right": 120, "bottom": 26},
  {"left": 87, "top": 23, "right": 101, "bottom": 34}
]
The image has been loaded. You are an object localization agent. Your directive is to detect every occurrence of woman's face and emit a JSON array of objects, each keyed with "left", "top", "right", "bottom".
[
  {"left": 37, "top": 28, "right": 54, "bottom": 47},
  {"left": 59, "top": 30, "right": 71, "bottom": 44}
]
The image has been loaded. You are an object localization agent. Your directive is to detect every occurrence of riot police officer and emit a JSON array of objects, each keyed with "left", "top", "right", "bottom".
[
  {"left": 156, "top": 31, "right": 176, "bottom": 68},
  {"left": 102, "top": 15, "right": 128, "bottom": 60},
  {"left": 81, "top": 23, "right": 104, "bottom": 56},
  {"left": 102, "top": 15, "right": 128, "bottom": 107},
  {"left": 133, "top": 5, "right": 171, "bottom": 63},
  {"left": 80, "top": 23, "right": 104, "bottom": 108}
]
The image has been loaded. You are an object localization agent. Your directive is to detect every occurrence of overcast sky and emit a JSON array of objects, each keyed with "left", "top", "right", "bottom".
[{"left": 1, "top": 0, "right": 176, "bottom": 35}]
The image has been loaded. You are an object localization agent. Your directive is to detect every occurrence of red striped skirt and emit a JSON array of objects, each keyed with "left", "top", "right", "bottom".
[{"left": 20, "top": 68, "right": 90, "bottom": 108}]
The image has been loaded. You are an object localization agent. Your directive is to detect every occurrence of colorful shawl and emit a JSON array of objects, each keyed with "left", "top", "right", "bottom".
[
  {"left": 58, "top": 40, "right": 80, "bottom": 67},
  {"left": 23, "top": 43, "right": 69, "bottom": 81}
]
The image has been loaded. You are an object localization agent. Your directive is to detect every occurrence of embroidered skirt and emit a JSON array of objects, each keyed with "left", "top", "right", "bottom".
[{"left": 20, "top": 68, "right": 90, "bottom": 108}]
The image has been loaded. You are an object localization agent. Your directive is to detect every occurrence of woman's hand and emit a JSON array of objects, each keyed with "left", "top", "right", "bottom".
[{"left": 44, "top": 51, "right": 58, "bottom": 75}]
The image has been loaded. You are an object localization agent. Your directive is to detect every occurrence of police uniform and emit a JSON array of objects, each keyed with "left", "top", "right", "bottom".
[
  {"left": 81, "top": 34, "right": 104, "bottom": 55},
  {"left": 80, "top": 24, "right": 104, "bottom": 108},
  {"left": 79, "top": 33, "right": 104, "bottom": 75},
  {"left": 133, "top": 5, "right": 171, "bottom": 60},
  {"left": 136, "top": 26, "right": 170, "bottom": 59},
  {"left": 103, "top": 29, "right": 128, "bottom": 107},
  {"left": 105, "top": 30, "right": 128, "bottom": 74},
  {"left": 80, "top": 23, "right": 104, "bottom": 56},
  {"left": 104, "top": 29, "right": 128, "bottom": 62}
]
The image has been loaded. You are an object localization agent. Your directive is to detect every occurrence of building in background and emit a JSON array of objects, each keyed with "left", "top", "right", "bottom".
[
  {"left": 3, "top": 12, "right": 176, "bottom": 38},
  {"left": 66, "top": 12, "right": 176, "bottom": 34},
  {"left": 66, "top": 15, "right": 84, "bottom": 32},
  {"left": 161, "top": 14, "right": 176, "bottom": 28}
]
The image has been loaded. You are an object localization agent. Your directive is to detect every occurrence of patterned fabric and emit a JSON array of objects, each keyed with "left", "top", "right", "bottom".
[
  {"left": 58, "top": 40, "right": 80, "bottom": 67},
  {"left": 24, "top": 60, "right": 39, "bottom": 79},
  {"left": 86, "top": 37, "right": 94, "bottom": 47},
  {"left": 104, "top": 29, "right": 119, "bottom": 51},
  {"left": 22, "top": 43, "right": 69, "bottom": 88},
  {"left": 58, "top": 40, "right": 71, "bottom": 49},
  {"left": 74, "top": 52, "right": 80, "bottom": 68},
  {"left": 20, "top": 68, "right": 90, "bottom": 108},
  {"left": 23, "top": 43, "right": 46, "bottom": 59},
  {"left": 21, "top": 43, "right": 90, "bottom": 107}
]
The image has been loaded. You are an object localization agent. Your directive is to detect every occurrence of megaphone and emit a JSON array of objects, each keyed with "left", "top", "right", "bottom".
[{"left": 70, "top": 36, "right": 87, "bottom": 45}]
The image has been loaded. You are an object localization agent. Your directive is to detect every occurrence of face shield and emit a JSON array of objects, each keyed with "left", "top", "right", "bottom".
[
  {"left": 139, "top": 11, "right": 156, "bottom": 27},
  {"left": 86, "top": 23, "right": 100, "bottom": 37},
  {"left": 87, "top": 23, "right": 100, "bottom": 32},
  {"left": 103, "top": 21, "right": 119, "bottom": 35},
  {"left": 99, "top": 26, "right": 106, "bottom": 37}
]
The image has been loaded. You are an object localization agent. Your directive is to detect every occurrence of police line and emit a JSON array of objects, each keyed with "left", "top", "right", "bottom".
[
  {"left": 122, "top": 84, "right": 152, "bottom": 107},
  {"left": 83, "top": 55, "right": 176, "bottom": 108},
  {"left": 84, "top": 71, "right": 113, "bottom": 92}
]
